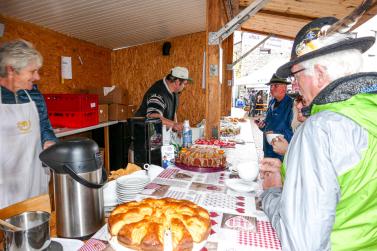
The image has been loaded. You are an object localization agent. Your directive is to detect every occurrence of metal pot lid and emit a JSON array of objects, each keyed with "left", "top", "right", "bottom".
[{"left": 39, "top": 138, "right": 102, "bottom": 174}]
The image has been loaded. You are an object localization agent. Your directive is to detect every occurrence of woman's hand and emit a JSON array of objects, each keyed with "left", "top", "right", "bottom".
[
  {"left": 43, "top": 140, "right": 56, "bottom": 150},
  {"left": 271, "top": 136, "right": 288, "bottom": 155}
]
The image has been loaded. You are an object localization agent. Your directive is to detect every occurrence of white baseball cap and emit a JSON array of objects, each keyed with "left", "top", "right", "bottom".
[{"left": 170, "top": 66, "right": 193, "bottom": 82}]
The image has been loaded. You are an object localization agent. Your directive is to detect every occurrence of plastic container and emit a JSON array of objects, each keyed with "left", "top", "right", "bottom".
[
  {"left": 44, "top": 94, "right": 98, "bottom": 112},
  {"left": 182, "top": 120, "right": 192, "bottom": 148},
  {"left": 48, "top": 110, "right": 99, "bottom": 128}
]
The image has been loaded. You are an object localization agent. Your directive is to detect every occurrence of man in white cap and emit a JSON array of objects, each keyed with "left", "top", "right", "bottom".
[
  {"left": 135, "top": 67, "right": 192, "bottom": 131},
  {"left": 260, "top": 17, "right": 377, "bottom": 250}
]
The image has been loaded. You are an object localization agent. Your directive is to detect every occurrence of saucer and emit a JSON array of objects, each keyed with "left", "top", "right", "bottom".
[{"left": 225, "top": 179, "right": 258, "bottom": 193}]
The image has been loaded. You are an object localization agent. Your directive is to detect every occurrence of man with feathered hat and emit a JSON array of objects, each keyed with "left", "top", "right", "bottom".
[{"left": 260, "top": 16, "right": 377, "bottom": 250}]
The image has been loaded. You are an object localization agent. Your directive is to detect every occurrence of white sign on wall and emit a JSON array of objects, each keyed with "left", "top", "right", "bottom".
[{"left": 61, "top": 56, "right": 72, "bottom": 80}]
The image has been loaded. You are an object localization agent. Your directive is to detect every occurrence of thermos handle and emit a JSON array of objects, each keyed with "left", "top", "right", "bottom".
[{"left": 62, "top": 164, "right": 108, "bottom": 189}]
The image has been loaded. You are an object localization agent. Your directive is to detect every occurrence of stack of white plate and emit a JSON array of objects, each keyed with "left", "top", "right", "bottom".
[{"left": 116, "top": 175, "right": 150, "bottom": 203}]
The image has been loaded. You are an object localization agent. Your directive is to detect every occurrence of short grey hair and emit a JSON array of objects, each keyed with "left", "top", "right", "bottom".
[
  {"left": 0, "top": 39, "right": 43, "bottom": 77},
  {"left": 299, "top": 49, "right": 363, "bottom": 82}
]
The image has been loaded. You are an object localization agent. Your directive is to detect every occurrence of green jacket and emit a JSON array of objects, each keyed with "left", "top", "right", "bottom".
[{"left": 312, "top": 92, "right": 377, "bottom": 250}]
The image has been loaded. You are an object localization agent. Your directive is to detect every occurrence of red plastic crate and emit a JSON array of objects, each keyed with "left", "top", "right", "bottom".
[
  {"left": 44, "top": 94, "right": 98, "bottom": 112},
  {"left": 48, "top": 110, "right": 99, "bottom": 128}
]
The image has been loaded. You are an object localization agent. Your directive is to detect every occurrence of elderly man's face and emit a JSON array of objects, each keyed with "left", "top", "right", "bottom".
[
  {"left": 291, "top": 64, "right": 314, "bottom": 104},
  {"left": 270, "top": 83, "right": 286, "bottom": 98}
]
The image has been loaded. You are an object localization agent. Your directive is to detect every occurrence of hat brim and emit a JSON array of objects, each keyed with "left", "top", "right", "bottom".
[
  {"left": 177, "top": 77, "right": 193, "bottom": 83},
  {"left": 265, "top": 79, "right": 291, "bottom": 85},
  {"left": 276, "top": 36, "right": 376, "bottom": 78}
]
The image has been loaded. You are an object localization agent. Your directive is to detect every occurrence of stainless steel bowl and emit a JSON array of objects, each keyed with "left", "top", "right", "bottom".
[{"left": 1, "top": 211, "right": 50, "bottom": 251}]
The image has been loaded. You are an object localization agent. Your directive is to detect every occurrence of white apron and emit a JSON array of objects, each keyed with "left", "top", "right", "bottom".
[{"left": 0, "top": 89, "right": 49, "bottom": 209}]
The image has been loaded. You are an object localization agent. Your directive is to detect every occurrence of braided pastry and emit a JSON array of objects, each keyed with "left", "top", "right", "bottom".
[{"left": 108, "top": 198, "right": 211, "bottom": 251}]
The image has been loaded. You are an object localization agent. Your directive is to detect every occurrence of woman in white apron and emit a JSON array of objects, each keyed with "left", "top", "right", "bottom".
[{"left": 0, "top": 40, "right": 50, "bottom": 209}]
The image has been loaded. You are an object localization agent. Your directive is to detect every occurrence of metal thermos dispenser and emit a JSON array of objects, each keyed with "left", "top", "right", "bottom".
[{"left": 39, "top": 138, "right": 107, "bottom": 239}]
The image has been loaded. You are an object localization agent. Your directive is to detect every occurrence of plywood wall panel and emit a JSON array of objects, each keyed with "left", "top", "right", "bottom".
[
  {"left": 0, "top": 14, "right": 111, "bottom": 94},
  {"left": 111, "top": 32, "right": 206, "bottom": 125}
]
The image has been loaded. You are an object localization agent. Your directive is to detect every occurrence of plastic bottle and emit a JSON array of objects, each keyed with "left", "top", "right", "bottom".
[{"left": 182, "top": 120, "right": 192, "bottom": 148}]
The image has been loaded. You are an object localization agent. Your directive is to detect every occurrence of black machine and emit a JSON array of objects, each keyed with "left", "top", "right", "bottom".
[
  {"left": 92, "top": 121, "right": 130, "bottom": 171},
  {"left": 127, "top": 117, "right": 162, "bottom": 167}
]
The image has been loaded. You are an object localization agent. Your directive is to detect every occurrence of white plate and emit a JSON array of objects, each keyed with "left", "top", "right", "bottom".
[
  {"left": 107, "top": 230, "right": 206, "bottom": 251},
  {"left": 116, "top": 176, "right": 150, "bottom": 186},
  {"left": 104, "top": 180, "right": 117, "bottom": 207},
  {"left": 225, "top": 179, "right": 258, "bottom": 193},
  {"left": 116, "top": 185, "right": 148, "bottom": 190}
]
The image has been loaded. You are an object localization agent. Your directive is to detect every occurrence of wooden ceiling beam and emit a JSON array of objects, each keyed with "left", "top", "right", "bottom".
[
  {"left": 222, "top": 0, "right": 233, "bottom": 21},
  {"left": 240, "top": 27, "right": 295, "bottom": 40},
  {"left": 241, "top": 11, "right": 311, "bottom": 38}
]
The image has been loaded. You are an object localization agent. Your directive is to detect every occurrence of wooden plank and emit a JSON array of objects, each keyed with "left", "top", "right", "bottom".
[
  {"left": 0, "top": 194, "right": 51, "bottom": 220},
  {"left": 223, "top": 0, "right": 233, "bottom": 21},
  {"left": 240, "top": 0, "right": 363, "bottom": 18},
  {"left": 205, "top": 0, "right": 226, "bottom": 138},
  {"left": 222, "top": 35, "right": 234, "bottom": 117},
  {"left": 233, "top": 0, "right": 240, "bottom": 15},
  {"left": 242, "top": 11, "right": 310, "bottom": 39},
  {"left": 242, "top": 1, "right": 377, "bottom": 39}
]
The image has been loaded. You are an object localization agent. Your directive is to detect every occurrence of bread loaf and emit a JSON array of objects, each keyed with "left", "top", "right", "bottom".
[{"left": 108, "top": 198, "right": 211, "bottom": 251}]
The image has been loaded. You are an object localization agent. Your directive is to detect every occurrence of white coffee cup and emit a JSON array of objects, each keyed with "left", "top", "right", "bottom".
[
  {"left": 266, "top": 133, "right": 284, "bottom": 145},
  {"left": 237, "top": 161, "right": 259, "bottom": 181},
  {"left": 144, "top": 164, "right": 164, "bottom": 180}
]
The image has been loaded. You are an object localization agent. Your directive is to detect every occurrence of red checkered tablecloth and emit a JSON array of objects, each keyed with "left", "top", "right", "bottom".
[
  {"left": 157, "top": 168, "right": 179, "bottom": 179},
  {"left": 78, "top": 239, "right": 107, "bottom": 251},
  {"left": 238, "top": 221, "right": 281, "bottom": 250}
]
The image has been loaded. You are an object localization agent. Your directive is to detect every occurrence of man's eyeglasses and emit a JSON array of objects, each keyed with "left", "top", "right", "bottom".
[{"left": 288, "top": 68, "right": 306, "bottom": 82}]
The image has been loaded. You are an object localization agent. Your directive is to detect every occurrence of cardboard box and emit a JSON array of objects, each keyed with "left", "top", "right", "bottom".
[
  {"left": 98, "top": 104, "right": 108, "bottom": 123},
  {"left": 89, "top": 86, "right": 128, "bottom": 105},
  {"left": 108, "top": 104, "right": 127, "bottom": 120}
]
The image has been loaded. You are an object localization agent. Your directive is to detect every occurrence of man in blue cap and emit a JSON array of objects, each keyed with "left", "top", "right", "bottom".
[{"left": 256, "top": 74, "right": 293, "bottom": 161}]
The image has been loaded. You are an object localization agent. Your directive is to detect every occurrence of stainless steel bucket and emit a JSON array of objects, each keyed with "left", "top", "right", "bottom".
[{"left": 1, "top": 211, "right": 50, "bottom": 251}]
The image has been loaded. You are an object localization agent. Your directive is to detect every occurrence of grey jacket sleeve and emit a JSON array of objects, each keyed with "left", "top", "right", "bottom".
[{"left": 261, "top": 111, "right": 368, "bottom": 251}]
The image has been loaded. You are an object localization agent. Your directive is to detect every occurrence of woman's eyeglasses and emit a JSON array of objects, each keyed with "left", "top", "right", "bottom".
[{"left": 295, "top": 94, "right": 304, "bottom": 103}]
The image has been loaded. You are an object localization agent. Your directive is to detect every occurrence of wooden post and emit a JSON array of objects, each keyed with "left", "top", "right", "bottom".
[
  {"left": 205, "top": 0, "right": 226, "bottom": 138},
  {"left": 222, "top": 34, "right": 234, "bottom": 117}
]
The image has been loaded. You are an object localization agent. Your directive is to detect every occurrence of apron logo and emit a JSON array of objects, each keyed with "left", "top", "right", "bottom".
[{"left": 17, "top": 120, "right": 31, "bottom": 133}]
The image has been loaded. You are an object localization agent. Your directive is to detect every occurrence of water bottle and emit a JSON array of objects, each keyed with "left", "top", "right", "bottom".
[{"left": 182, "top": 120, "right": 192, "bottom": 148}]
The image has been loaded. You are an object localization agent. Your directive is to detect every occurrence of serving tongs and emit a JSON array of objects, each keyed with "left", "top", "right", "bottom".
[{"left": 0, "top": 218, "right": 22, "bottom": 232}]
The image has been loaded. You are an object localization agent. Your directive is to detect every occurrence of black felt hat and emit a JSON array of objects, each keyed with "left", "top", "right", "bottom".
[
  {"left": 265, "top": 73, "right": 291, "bottom": 85},
  {"left": 276, "top": 17, "right": 376, "bottom": 78}
]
